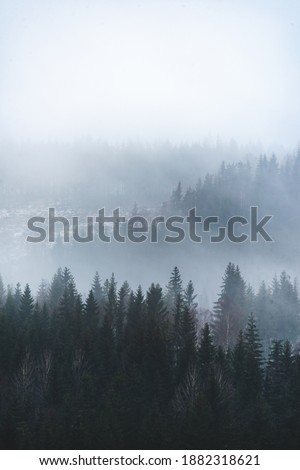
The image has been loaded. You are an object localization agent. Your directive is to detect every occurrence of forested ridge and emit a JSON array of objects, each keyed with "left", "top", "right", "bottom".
[
  {"left": 165, "top": 152, "right": 300, "bottom": 223},
  {"left": 0, "top": 263, "right": 299, "bottom": 449},
  {"left": 1, "top": 148, "right": 300, "bottom": 300}
]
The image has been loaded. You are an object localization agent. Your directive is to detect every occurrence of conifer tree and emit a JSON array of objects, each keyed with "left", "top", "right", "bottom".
[
  {"left": 92, "top": 271, "right": 104, "bottom": 308},
  {"left": 213, "top": 263, "right": 247, "bottom": 348},
  {"left": 49, "top": 268, "right": 64, "bottom": 310},
  {"left": 36, "top": 279, "right": 49, "bottom": 308},
  {"left": 166, "top": 266, "right": 183, "bottom": 312},
  {"left": 115, "top": 283, "right": 130, "bottom": 350},
  {"left": 231, "top": 330, "right": 246, "bottom": 394},
  {"left": 105, "top": 273, "right": 117, "bottom": 320},
  {"left": 84, "top": 290, "right": 99, "bottom": 330},
  {"left": 244, "top": 314, "right": 263, "bottom": 399},
  {"left": 146, "top": 283, "right": 166, "bottom": 320},
  {"left": 183, "top": 280, "right": 197, "bottom": 311},
  {"left": 177, "top": 305, "right": 197, "bottom": 377},
  {"left": 198, "top": 323, "right": 215, "bottom": 382},
  {"left": 14, "top": 282, "right": 22, "bottom": 311},
  {"left": 0, "top": 274, "right": 6, "bottom": 308},
  {"left": 19, "top": 284, "right": 34, "bottom": 322}
]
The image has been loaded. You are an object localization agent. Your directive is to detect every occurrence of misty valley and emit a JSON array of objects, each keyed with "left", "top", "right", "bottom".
[
  {"left": 2, "top": 0, "right": 300, "bottom": 459},
  {"left": 0, "top": 142, "right": 300, "bottom": 449}
]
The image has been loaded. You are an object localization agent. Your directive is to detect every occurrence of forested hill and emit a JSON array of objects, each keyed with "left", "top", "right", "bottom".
[
  {"left": 165, "top": 152, "right": 300, "bottom": 228},
  {"left": 0, "top": 263, "right": 299, "bottom": 449},
  {"left": 0, "top": 145, "right": 299, "bottom": 294}
]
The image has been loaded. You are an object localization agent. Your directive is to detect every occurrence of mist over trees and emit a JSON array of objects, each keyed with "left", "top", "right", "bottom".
[
  {"left": 1, "top": 0, "right": 300, "bottom": 453},
  {"left": 166, "top": 151, "right": 300, "bottom": 227},
  {"left": 0, "top": 140, "right": 294, "bottom": 211},
  {"left": 0, "top": 141, "right": 299, "bottom": 449},
  {"left": 0, "top": 264, "right": 299, "bottom": 449},
  {"left": 0, "top": 141, "right": 299, "bottom": 300}
]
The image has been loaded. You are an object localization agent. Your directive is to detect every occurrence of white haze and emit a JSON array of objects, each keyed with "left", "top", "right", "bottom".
[
  {"left": 0, "top": 0, "right": 300, "bottom": 302},
  {"left": 0, "top": 0, "right": 300, "bottom": 147}
]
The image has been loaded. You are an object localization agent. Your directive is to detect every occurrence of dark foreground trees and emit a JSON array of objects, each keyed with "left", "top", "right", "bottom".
[{"left": 0, "top": 265, "right": 299, "bottom": 449}]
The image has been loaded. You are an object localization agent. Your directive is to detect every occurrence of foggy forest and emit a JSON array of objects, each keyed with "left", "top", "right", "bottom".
[
  {"left": 1, "top": 0, "right": 300, "bottom": 452},
  {"left": 0, "top": 143, "right": 300, "bottom": 449},
  {"left": 0, "top": 260, "right": 299, "bottom": 449}
]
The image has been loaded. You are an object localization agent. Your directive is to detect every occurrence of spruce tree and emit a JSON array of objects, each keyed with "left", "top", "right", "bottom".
[
  {"left": 0, "top": 274, "right": 6, "bottom": 308},
  {"left": 183, "top": 280, "right": 197, "bottom": 311},
  {"left": 166, "top": 266, "right": 183, "bottom": 311},
  {"left": 244, "top": 314, "right": 263, "bottom": 399},
  {"left": 19, "top": 284, "right": 34, "bottom": 322},
  {"left": 198, "top": 323, "right": 215, "bottom": 382},
  {"left": 36, "top": 279, "right": 49, "bottom": 308},
  {"left": 178, "top": 305, "right": 197, "bottom": 377},
  {"left": 48, "top": 268, "right": 64, "bottom": 310},
  {"left": 231, "top": 330, "right": 246, "bottom": 394},
  {"left": 213, "top": 263, "right": 247, "bottom": 348},
  {"left": 105, "top": 273, "right": 117, "bottom": 321},
  {"left": 14, "top": 282, "right": 22, "bottom": 311},
  {"left": 146, "top": 283, "right": 167, "bottom": 320},
  {"left": 84, "top": 290, "right": 99, "bottom": 330},
  {"left": 92, "top": 271, "right": 104, "bottom": 310},
  {"left": 115, "top": 283, "right": 130, "bottom": 350}
]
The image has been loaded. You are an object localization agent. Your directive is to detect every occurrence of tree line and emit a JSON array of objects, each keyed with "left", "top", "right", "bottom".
[
  {"left": 166, "top": 152, "right": 300, "bottom": 228},
  {"left": 0, "top": 264, "right": 299, "bottom": 449}
]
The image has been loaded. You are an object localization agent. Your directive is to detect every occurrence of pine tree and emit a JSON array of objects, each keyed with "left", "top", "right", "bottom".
[
  {"left": 124, "top": 286, "right": 146, "bottom": 369},
  {"left": 244, "top": 314, "right": 263, "bottom": 399},
  {"left": 183, "top": 280, "right": 197, "bottom": 311},
  {"left": 231, "top": 330, "right": 246, "bottom": 394},
  {"left": 173, "top": 293, "right": 184, "bottom": 371},
  {"left": 245, "top": 284, "right": 255, "bottom": 315},
  {"left": 14, "top": 282, "right": 22, "bottom": 311},
  {"left": 19, "top": 284, "right": 34, "bottom": 322},
  {"left": 62, "top": 267, "right": 73, "bottom": 289},
  {"left": 67, "top": 276, "right": 77, "bottom": 311},
  {"left": 48, "top": 268, "right": 64, "bottom": 310},
  {"left": 198, "top": 323, "right": 215, "bottom": 382},
  {"left": 146, "top": 283, "right": 167, "bottom": 320},
  {"left": 178, "top": 305, "right": 197, "bottom": 377},
  {"left": 92, "top": 271, "right": 104, "bottom": 308},
  {"left": 265, "top": 340, "right": 284, "bottom": 410},
  {"left": 255, "top": 281, "right": 273, "bottom": 353},
  {"left": 166, "top": 266, "right": 183, "bottom": 312},
  {"left": 30, "top": 302, "right": 46, "bottom": 354},
  {"left": 55, "top": 288, "right": 70, "bottom": 326},
  {"left": 0, "top": 274, "right": 6, "bottom": 308},
  {"left": 213, "top": 263, "right": 247, "bottom": 349},
  {"left": 144, "top": 284, "right": 172, "bottom": 402},
  {"left": 99, "top": 312, "right": 116, "bottom": 380},
  {"left": 72, "top": 294, "right": 84, "bottom": 345},
  {"left": 105, "top": 273, "right": 116, "bottom": 312},
  {"left": 84, "top": 290, "right": 99, "bottom": 330},
  {"left": 5, "top": 289, "right": 16, "bottom": 318},
  {"left": 115, "top": 283, "right": 130, "bottom": 350},
  {"left": 103, "top": 278, "right": 110, "bottom": 302},
  {"left": 36, "top": 279, "right": 49, "bottom": 307},
  {"left": 277, "top": 272, "right": 300, "bottom": 341}
]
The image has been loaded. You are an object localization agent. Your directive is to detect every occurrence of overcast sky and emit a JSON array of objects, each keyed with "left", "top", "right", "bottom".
[{"left": 1, "top": 0, "right": 300, "bottom": 146}]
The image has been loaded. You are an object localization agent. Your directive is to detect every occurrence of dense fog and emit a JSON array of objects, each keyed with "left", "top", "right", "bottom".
[
  {"left": 1, "top": 0, "right": 300, "bottom": 450},
  {"left": 0, "top": 139, "right": 299, "bottom": 307}
]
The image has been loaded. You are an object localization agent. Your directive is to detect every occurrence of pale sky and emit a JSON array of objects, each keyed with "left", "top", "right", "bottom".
[{"left": 1, "top": 0, "right": 300, "bottom": 146}]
